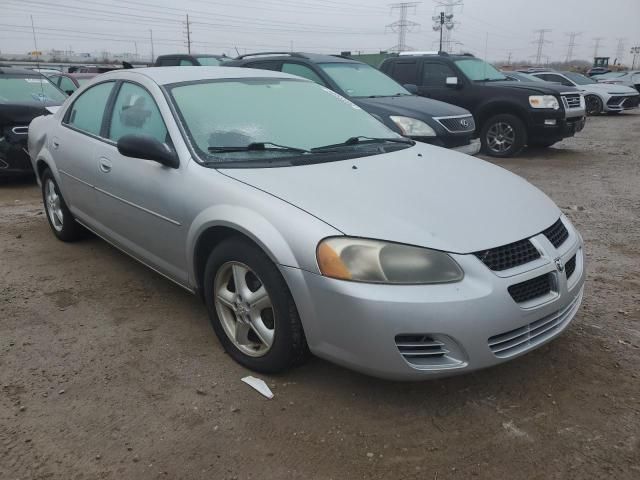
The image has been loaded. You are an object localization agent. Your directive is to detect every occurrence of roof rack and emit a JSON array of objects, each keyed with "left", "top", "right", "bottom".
[{"left": 234, "top": 52, "right": 308, "bottom": 60}]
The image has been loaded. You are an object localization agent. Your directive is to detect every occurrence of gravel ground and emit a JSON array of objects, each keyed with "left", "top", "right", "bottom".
[{"left": 1, "top": 112, "right": 639, "bottom": 479}]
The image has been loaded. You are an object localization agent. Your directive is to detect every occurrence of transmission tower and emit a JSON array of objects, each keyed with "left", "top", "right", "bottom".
[
  {"left": 592, "top": 37, "right": 604, "bottom": 58},
  {"left": 433, "top": 0, "right": 463, "bottom": 53},
  {"left": 532, "top": 29, "right": 552, "bottom": 66},
  {"left": 565, "top": 31, "right": 581, "bottom": 63},
  {"left": 387, "top": 2, "right": 421, "bottom": 52},
  {"left": 615, "top": 37, "right": 627, "bottom": 64}
]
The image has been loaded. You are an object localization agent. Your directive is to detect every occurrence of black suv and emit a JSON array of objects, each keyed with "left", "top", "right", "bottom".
[
  {"left": 154, "top": 54, "right": 228, "bottom": 67},
  {"left": 380, "top": 53, "right": 586, "bottom": 157},
  {"left": 225, "top": 52, "right": 480, "bottom": 155},
  {"left": 0, "top": 67, "right": 67, "bottom": 177}
]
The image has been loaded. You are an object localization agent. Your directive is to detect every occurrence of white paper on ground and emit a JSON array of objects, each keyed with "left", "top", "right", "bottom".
[{"left": 241, "top": 376, "right": 274, "bottom": 399}]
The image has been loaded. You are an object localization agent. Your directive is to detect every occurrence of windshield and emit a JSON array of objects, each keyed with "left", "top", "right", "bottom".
[
  {"left": 196, "top": 56, "right": 223, "bottom": 66},
  {"left": 597, "top": 72, "right": 625, "bottom": 79},
  {"left": 0, "top": 76, "right": 67, "bottom": 104},
  {"left": 319, "top": 62, "right": 409, "bottom": 97},
  {"left": 455, "top": 58, "right": 506, "bottom": 81},
  {"left": 563, "top": 72, "right": 596, "bottom": 85},
  {"left": 169, "top": 78, "right": 401, "bottom": 165}
]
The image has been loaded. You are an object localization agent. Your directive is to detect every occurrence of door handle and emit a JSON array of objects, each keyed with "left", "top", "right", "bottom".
[
  {"left": 99, "top": 158, "right": 112, "bottom": 173},
  {"left": 52, "top": 139, "right": 60, "bottom": 149}
]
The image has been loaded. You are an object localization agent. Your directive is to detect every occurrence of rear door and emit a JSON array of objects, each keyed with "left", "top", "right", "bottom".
[
  {"left": 386, "top": 59, "right": 419, "bottom": 88},
  {"left": 55, "top": 81, "right": 116, "bottom": 222},
  {"left": 91, "top": 81, "right": 188, "bottom": 283}
]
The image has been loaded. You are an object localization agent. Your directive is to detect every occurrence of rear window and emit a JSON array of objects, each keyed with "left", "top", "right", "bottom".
[
  {"left": 195, "top": 56, "right": 223, "bottom": 66},
  {"left": 0, "top": 76, "right": 67, "bottom": 104}
]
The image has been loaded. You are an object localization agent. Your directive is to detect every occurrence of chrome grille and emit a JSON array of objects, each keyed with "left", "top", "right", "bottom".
[
  {"left": 508, "top": 273, "right": 553, "bottom": 303},
  {"left": 435, "top": 115, "right": 475, "bottom": 133},
  {"left": 474, "top": 239, "right": 540, "bottom": 271},
  {"left": 561, "top": 93, "right": 582, "bottom": 109},
  {"left": 542, "top": 218, "right": 569, "bottom": 248},
  {"left": 395, "top": 334, "right": 447, "bottom": 363},
  {"left": 488, "top": 290, "right": 582, "bottom": 358}
]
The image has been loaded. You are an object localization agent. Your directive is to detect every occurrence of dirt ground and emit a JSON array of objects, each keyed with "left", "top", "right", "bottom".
[{"left": 1, "top": 112, "right": 639, "bottom": 480}]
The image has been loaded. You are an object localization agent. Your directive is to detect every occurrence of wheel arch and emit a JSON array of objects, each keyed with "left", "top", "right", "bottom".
[{"left": 476, "top": 101, "right": 530, "bottom": 129}]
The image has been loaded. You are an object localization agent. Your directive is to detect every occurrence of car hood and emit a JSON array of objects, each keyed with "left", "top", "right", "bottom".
[
  {"left": 0, "top": 102, "right": 56, "bottom": 126},
  {"left": 578, "top": 83, "right": 638, "bottom": 94},
  {"left": 352, "top": 95, "right": 471, "bottom": 118},
  {"left": 490, "top": 80, "right": 579, "bottom": 95},
  {"left": 220, "top": 144, "right": 560, "bottom": 253}
]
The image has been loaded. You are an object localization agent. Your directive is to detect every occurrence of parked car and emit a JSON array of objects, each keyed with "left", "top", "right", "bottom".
[
  {"left": 45, "top": 72, "right": 97, "bottom": 95},
  {"left": 28, "top": 67, "right": 585, "bottom": 379},
  {"left": 596, "top": 71, "right": 640, "bottom": 93},
  {"left": 0, "top": 67, "right": 67, "bottom": 177},
  {"left": 380, "top": 53, "right": 586, "bottom": 156},
  {"left": 527, "top": 70, "right": 640, "bottom": 115},
  {"left": 502, "top": 71, "right": 552, "bottom": 83},
  {"left": 225, "top": 52, "right": 479, "bottom": 155},
  {"left": 154, "top": 54, "right": 228, "bottom": 67},
  {"left": 586, "top": 67, "right": 610, "bottom": 77}
]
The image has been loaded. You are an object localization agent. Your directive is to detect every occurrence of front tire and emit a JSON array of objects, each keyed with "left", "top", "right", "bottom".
[
  {"left": 203, "top": 237, "right": 308, "bottom": 373},
  {"left": 41, "top": 168, "right": 83, "bottom": 242},
  {"left": 480, "top": 114, "right": 527, "bottom": 157},
  {"left": 585, "top": 95, "right": 603, "bottom": 115}
]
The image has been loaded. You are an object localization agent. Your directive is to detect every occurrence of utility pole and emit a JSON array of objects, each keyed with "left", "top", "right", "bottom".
[
  {"left": 592, "top": 37, "right": 604, "bottom": 58},
  {"left": 615, "top": 37, "right": 626, "bottom": 64},
  {"left": 507, "top": 51, "right": 512, "bottom": 65},
  {"left": 386, "top": 2, "right": 420, "bottom": 53},
  {"left": 433, "top": 0, "right": 463, "bottom": 53},
  {"left": 150, "top": 29, "right": 155, "bottom": 63},
  {"left": 532, "top": 29, "right": 552, "bottom": 66},
  {"left": 631, "top": 46, "right": 640, "bottom": 69},
  {"left": 184, "top": 14, "right": 192, "bottom": 54},
  {"left": 134, "top": 41, "right": 138, "bottom": 61},
  {"left": 565, "top": 31, "right": 581, "bottom": 63},
  {"left": 432, "top": 11, "right": 454, "bottom": 52}
]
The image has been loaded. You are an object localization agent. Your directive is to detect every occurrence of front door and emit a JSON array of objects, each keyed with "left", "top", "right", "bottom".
[{"left": 92, "top": 81, "right": 188, "bottom": 284}]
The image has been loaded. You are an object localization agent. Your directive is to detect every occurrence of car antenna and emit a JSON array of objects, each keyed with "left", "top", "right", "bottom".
[{"left": 30, "top": 14, "right": 46, "bottom": 103}]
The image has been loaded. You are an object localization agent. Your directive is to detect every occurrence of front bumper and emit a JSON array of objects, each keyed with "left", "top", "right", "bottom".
[
  {"left": 451, "top": 138, "right": 481, "bottom": 156},
  {"left": 282, "top": 217, "right": 585, "bottom": 380},
  {"left": 604, "top": 94, "right": 640, "bottom": 112},
  {"left": 529, "top": 112, "right": 586, "bottom": 143},
  {"left": 0, "top": 127, "right": 34, "bottom": 177}
]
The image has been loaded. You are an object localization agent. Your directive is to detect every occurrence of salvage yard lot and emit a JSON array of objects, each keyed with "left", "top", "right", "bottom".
[{"left": 1, "top": 112, "right": 639, "bottom": 479}]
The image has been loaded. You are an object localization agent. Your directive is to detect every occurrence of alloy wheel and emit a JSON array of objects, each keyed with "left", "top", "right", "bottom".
[
  {"left": 585, "top": 95, "right": 602, "bottom": 115},
  {"left": 213, "top": 261, "right": 275, "bottom": 357},
  {"left": 45, "top": 178, "right": 64, "bottom": 232},
  {"left": 486, "top": 122, "right": 515, "bottom": 154}
]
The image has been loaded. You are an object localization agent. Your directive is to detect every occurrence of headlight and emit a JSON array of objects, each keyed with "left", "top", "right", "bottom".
[
  {"left": 389, "top": 116, "right": 437, "bottom": 137},
  {"left": 529, "top": 95, "right": 560, "bottom": 110},
  {"left": 316, "top": 237, "right": 464, "bottom": 284}
]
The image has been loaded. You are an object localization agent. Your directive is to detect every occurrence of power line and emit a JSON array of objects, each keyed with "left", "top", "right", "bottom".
[
  {"left": 387, "top": 2, "right": 420, "bottom": 53},
  {"left": 532, "top": 29, "right": 552, "bottom": 66},
  {"left": 565, "top": 31, "right": 581, "bottom": 63}
]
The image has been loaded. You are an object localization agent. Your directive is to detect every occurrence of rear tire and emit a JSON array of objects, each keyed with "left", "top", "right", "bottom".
[
  {"left": 41, "top": 168, "right": 84, "bottom": 242},
  {"left": 585, "top": 95, "right": 603, "bottom": 115},
  {"left": 203, "top": 236, "right": 308, "bottom": 373},
  {"left": 480, "top": 114, "right": 527, "bottom": 157}
]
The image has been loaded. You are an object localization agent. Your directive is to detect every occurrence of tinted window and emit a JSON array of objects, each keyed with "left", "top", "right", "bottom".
[
  {"left": 108, "top": 82, "right": 168, "bottom": 144},
  {"left": 179, "top": 59, "right": 195, "bottom": 66},
  {"left": 454, "top": 59, "right": 506, "bottom": 81},
  {"left": 158, "top": 57, "right": 179, "bottom": 66},
  {"left": 538, "top": 74, "right": 572, "bottom": 86},
  {"left": 245, "top": 61, "right": 281, "bottom": 71},
  {"left": 391, "top": 61, "right": 418, "bottom": 84},
  {"left": 195, "top": 56, "right": 222, "bottom": 66},
  {"left": 281, "top": 63, "right": 325, "bottom": 85},
  {"left": 59, "top": 76, "right": 77, "bottom": 93},
  {"left": 422, "top": 62, "right": 457, "bottom": 86},
  {"left": 319, "top": 62, "right": 408, "bottom": 97},
  {"left": 0, "top": 76, "right": 67, "bottom": 105},
  {"left": 66, "top": 81, "right": 114, "bottom": 135},
  {"left": 563, "top": 72, "right": 596, "bottom": 85}
]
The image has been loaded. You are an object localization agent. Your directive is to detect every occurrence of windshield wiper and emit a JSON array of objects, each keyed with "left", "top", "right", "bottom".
[
  {"left": 311, "top": 136, "right": 414, "bottom": 152},
  {"left": 208, "top": 142, "right": 310, "bottom": 153}
]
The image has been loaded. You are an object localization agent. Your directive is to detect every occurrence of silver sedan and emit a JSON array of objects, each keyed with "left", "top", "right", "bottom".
[{"left": 28, "top": 67, "right": 585, "bottom": 379}]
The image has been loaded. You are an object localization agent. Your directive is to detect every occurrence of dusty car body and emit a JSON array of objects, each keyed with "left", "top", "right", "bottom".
[{"left": 28, "top": 67, "right": 585, "bottom": 379}]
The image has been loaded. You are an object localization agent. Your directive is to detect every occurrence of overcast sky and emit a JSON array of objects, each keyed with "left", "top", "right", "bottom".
[{"left": 2, "top": 0, "right": 639, "bottom": 63}]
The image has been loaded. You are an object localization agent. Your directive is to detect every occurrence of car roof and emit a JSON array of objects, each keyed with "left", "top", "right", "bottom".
[
  {"left": 95, "top": 66, "right": 308, "bottom": 86},
  {"left": 0, "top": 66, "right": 44, "bottom": 76},
  {"left": 232, "top": 52, "right": 357, "bottom": 64}
]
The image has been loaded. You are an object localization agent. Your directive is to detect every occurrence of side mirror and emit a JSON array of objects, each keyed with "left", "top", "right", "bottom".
[
  {"left": 445, "top": 76, "right": 460, "bottom": 87},
  {"left": 403, "top": 83, "right": 418, "bottom": 94},
  {"left": 117, "top": 134, "right": 179, "bottom": 169},
  {"left": 65, "top": 89, "right": 75, "bottom": 95}
]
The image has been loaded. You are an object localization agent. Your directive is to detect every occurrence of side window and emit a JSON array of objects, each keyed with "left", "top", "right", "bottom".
[
  {"left": 107, "top": 82, "right": 168, "bottom": 144},
  {"left": 391, "top": 61, "right": 418, "bottom": 85},
  {"left": 422, "top": 62, "right": 457, "bottom": 87},
  {"left": 245, "top": 61, "right": 281, "bottom": 71},
  {"left": 179, "top": 59, "right": 195, "bottom": 66},
  {"left": 281, "top": 63, "right": 326, "bottom": 85},
  {"left": 158, "top": 57, "right": 179, "bottom": 66},
  {"left": 540, "top": 74, "right": 572, "bottom": 86},
  {"left": 49, "top": 75, "right": 61, "bottom": 87},
  {"left": 59, "top": 76, "right": 77, "bottom": 93},
  {"left": 65, "top": 81, "right": 115, "bottom": 136}
]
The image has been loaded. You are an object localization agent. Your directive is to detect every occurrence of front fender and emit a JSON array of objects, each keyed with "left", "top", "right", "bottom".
[{"left": 28, "top": 115, "right": 57, "bottom": 187}]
